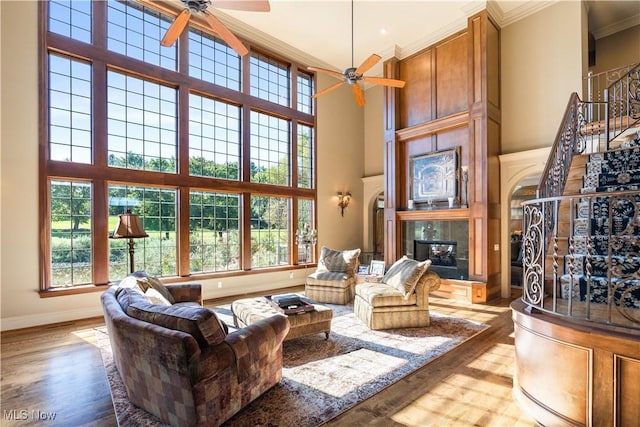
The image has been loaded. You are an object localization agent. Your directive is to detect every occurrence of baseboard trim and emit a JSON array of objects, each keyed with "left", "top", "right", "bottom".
[{"left": 1, "top": 307, "right": 104, "bottom": 332}]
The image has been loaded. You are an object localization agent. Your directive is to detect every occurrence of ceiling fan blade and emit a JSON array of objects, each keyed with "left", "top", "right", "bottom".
[
  {"left": 202, "top": 10, "right": 249, "bottom": 56},
  {"left": 312, "top": 81, "right": 344, "bottom": 99},
  {"left": 362, "top": 76, "right": 406, "bottom": 88},
  {"left": 352, "top": 84, "right": 365, "bottom": 107},
  {"left": 161, "top": 9, "right": 192, "bottom": 47},
  {"left": 355, "top": 54, "right": 381, "bottom": 76},
  {"left": 307, "top": 66, "right": 345, "bottom": 81},
  {"left": 212, "top": 0, "right": 271, "bottom": 12}
]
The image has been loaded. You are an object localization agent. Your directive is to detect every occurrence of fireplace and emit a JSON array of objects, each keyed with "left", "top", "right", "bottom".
[
  {"left": 414, "top": 240, "right": 457, "bottom": 267},
  {"left": 403, "top": 220, "right": 469, "bottom": 280}
]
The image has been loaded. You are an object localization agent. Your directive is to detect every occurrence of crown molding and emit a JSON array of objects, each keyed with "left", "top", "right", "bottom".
[
  {"left": 478, "top": 1, "right": 559, "bottom": 29},
  {"left": 592, "top": 13, "right": 640, "bottom": 40},
  {"left": 156, "top": 0, "right": 566, "bottom": 77}
]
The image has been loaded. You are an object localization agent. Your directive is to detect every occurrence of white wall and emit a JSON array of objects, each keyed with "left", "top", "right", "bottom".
[
  {"left": 361, "top": 85, "right": 384, "bottom": 254},
  {"left": 0, "top": 1, "right": 363, "bottom": 331},
  {"left": 592, "top": 25, "right": 640, "bottom": 73},
  {"left": 315, "top": 73, "right": 365, "bottom": 251},
  {"left": 501, "top": 0, "right": 584, "bottom": 154}
]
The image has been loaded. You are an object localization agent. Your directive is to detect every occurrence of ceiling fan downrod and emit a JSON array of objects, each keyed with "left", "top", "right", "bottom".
[
  {"left": 184, "top": 0, "right": 210, "bottom": 13},
  {"left": 351, "top": 0, "right": 354, "bottom": 68}
]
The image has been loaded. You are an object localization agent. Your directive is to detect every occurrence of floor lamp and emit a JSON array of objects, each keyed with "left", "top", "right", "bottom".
[{"left": 110, "top": 209, "right": 148, "bottom": 274}]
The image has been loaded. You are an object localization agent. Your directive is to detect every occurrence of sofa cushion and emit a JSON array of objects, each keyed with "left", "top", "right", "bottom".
[
  {"left": 316, "top": 247, "right": 361, "bottom": 274},
  {"left": 355, "top": 282, "right": 418, "bottom": 307},
  {"left": 306, "top": 271, "right": 349, "bottom": 288},
  {"left": 115, "top": 287, "right": 151, "bottom": 311},
  {"left": 126, "top": 303, "right": 227, "bottom": 349},
  {"left": 382, "top": 257, "right": 431, "bottom": 299}
]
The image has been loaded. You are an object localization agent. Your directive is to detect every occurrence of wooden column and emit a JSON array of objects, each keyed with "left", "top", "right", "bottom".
[{"left": 383, "top": 57, "right": 401, "bottom": 268}]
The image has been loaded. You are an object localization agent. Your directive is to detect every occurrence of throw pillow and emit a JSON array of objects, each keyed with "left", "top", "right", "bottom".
[
  {"left": 144, "top": 287, "right": 173, "bottom": 306},
  {"left": 317, "top": 246, "right": 361, "bottom": 274},
  {"left": 126, "top": 303, "right": 227, "bottom": 349},
  {"left": 142, "top": 275, "right": 176, "bottom": 304},
  {"left": 382, "top": 256, "right": 430, "bottom": 299},
  {"left": 116, "top": 271, "right": 150, "bottom": 293},
  {"left": 116, "top": 271, "right": 176, "bottom": 305},
  {"left": 414, "top": 263, "right": 438, "bottom": 292}
]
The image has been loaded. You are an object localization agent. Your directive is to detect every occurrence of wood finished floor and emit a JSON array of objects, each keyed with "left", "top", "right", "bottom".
[{"left": 1, "top": 288, "right": 537, "bottom": 426}]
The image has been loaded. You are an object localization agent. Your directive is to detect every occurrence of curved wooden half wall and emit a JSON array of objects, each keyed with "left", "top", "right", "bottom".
[{"left": 511, "top": 299, "right": 640, "bottom": 426}]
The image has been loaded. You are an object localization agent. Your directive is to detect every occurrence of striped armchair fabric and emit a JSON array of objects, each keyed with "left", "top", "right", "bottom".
[
  {"left": 101, "top": 284, "right": 289, "bottom": 426},
  {"left": 305, "top": 246, "right": 361, "bottom": 304},
  {"left": 354, "top": 269, "right": 441, "bottom": 330}
]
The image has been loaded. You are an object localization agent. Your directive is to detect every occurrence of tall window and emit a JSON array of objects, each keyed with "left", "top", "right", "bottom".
[
  {"left": 49, "top": 180, "right": 92, "bottom": 286},
  {"left": 48, "top": 54, "right": 92, "bottom": 163},
  {"left": 189, "top": 94, "right": 240, "bottom": 180},
  {"left": 42, "top": 0, "right": 316, "bottom": 291},
  {"left": 107, "top": 72, "right": 177, "bottom": 172}
]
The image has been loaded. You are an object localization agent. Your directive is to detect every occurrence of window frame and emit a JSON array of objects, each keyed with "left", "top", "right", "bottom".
[{"left": 39, "top": 0, "right": 317, "bottom": 296}]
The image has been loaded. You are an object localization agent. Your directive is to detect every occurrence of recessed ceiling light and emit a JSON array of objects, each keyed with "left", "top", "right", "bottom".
[{"left": 379, "top": 28, "right": 387, "bottom": 35}]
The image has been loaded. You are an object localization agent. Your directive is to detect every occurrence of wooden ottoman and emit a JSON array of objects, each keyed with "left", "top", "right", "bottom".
[{"left": 231, "top": 296, "right": 333, "bottom": 341}]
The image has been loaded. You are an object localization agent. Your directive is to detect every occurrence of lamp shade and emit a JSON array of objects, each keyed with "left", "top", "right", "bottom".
[{"left": 111, "top": 209, "right": 148, "bottom": 239}]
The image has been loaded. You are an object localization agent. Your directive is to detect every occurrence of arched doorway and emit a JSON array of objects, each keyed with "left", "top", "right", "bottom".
[
  {"left": 499, "top": 147, "right": 550, "bottom": 298},
  {"left": 373, "top": 192, "right": 384, "bottom": 255},
  {"left": 509, "top": 177, "right": 538, "bottom": 288}
]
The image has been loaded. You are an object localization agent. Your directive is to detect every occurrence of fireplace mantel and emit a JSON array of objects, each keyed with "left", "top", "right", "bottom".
[{"left": 383, "top": 11, "right": 501, "bottom": 302}]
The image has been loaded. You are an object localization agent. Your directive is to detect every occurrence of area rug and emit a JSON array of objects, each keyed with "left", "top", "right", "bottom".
[{"left": 96, "top": 304, "right": 488, "bottom": 426}]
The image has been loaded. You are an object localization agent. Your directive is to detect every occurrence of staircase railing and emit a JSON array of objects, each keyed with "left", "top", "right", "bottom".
[
  {"left": 521, "top": 64, "right": 640, "bottom": 333},
  {"left": 584, "top": 63, "right": 636, "bottom": 105},
  {"left": 521, "top": 190, "right": 640, "bottom": 330},
  {"left": 536, "top": 93, "right": 586, "bottom": 200},
  {"left": 534, "top": 93, "right": 600, "bottom": 254},
  {"left": 605, "top": 62, "right": 640, "bottom": 143}
]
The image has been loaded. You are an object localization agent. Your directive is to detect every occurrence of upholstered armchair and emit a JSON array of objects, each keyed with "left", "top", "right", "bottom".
[
  {"left": 354, "top": 257, "right": 441, "bottom": 330},
  {"left": 101, "top": 274, "right": 289, "bottom": 426},
  {"left": 305, "top": 246, "right": 361, "bottom": 304}
]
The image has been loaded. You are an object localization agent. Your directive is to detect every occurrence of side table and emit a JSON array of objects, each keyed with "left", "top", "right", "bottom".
[{"left": 355, "top": 274, "right": 384, "bottom": 284}]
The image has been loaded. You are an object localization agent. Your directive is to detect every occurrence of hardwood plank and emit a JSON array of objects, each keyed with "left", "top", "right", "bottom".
[{"left": 1, "top": 290, "right": 535, "bottom": 426}]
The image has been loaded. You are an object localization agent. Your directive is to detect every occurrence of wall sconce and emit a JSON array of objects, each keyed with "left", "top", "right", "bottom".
[
  {"left": 110, "top": 208, "right": 149, "bottom": 274},
  {"left": 337, "top": 191, "right": 352, "bottom": 217}
]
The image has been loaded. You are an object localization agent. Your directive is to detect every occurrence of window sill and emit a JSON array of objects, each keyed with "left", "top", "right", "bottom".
[{"left": 39, "top": 284, "right": 111, "bottom": 298}]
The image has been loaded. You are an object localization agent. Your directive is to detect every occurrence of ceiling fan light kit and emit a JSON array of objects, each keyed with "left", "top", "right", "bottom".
[
  {"left": 160, "top": 0, "right": 270, "bottom": 57},
  {"left": 307, "top": 0, "right": 406, "bottom": 107}
]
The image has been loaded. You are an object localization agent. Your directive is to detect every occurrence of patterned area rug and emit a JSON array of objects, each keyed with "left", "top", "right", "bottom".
[{"left": 96, "top": 303, "right": 488, "bottom": 426}]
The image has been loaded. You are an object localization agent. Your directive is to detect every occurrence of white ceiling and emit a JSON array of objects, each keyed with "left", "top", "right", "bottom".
[{"left": 204, "top": 0, "right": 640, "bottom": 75}]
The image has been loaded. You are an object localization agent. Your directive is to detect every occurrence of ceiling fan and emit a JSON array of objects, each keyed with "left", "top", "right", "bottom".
[
  {"left": 160, "top": 0, "right": 270, "bottom": 57},
  {"left": 307, "top": 0, "right": 405, "bottom": 107}
]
